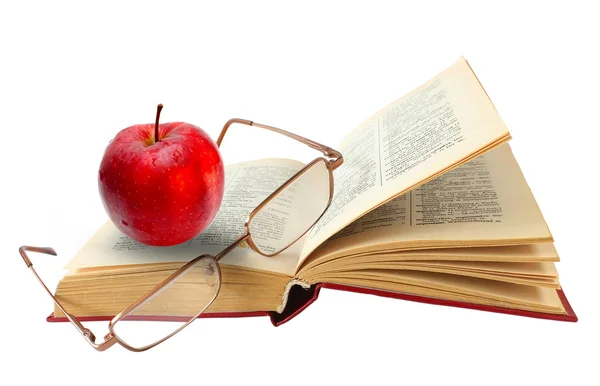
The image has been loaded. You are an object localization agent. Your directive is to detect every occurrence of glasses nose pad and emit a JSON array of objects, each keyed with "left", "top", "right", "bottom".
[{"left": 202, "top": 260, "right": 218, "bottom": 287}]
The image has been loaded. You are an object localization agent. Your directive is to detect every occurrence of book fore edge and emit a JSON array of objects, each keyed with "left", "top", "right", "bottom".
[{"left": 277, "top": 279, "right": 312, "bottom": 313}]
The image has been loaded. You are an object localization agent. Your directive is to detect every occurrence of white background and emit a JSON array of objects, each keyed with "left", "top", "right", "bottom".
[{"left": 1, "top": 1, "right": 599, "bottom": 385}]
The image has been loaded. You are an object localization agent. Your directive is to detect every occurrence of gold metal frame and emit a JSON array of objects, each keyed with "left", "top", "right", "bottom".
[
  {"left": 19, "top": 118, "right": 343, "bottom": 352},
  {"left": 218, "top": 119, "right": 343, "bottom": 257}
]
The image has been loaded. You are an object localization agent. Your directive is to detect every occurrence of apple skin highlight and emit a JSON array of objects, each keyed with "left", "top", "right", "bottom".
[{"left": 98, "top": 121, "right": 225, "bottom": 246}]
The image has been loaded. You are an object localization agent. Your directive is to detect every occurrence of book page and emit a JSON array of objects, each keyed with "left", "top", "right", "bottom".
[
  {"left": 303, "top": 144, "right": 552, "bottom": 265},
  {"left": 66, "top": 158, "right": 307, "bottom": 276},
  {"left": 319, "top": 243, "right": 558, "bottom": 263},
  {"left": 305, "top": 262, "right": 559, "bottom": 288},
  {"left": 298, "top": 57, "right": 510, "bottom": 266},
  {"left": 318, "top": 272, "right": 565, "bottom": 314},
  {"left": 341, "top": 261, "right": 559, "bottom": 279}
]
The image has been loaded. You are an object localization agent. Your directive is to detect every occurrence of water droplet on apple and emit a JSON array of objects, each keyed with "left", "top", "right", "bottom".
[
  {"left": 121, "top": 220, "right": 129, "bottom": 227},
  {"left": 99, "top": 172, "right": 104, "bottom": 182}
]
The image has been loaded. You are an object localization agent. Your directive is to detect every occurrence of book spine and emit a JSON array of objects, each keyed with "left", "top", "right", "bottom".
[
  {"left": 277, "top": 279, "right": 312, "bottom": 313},
  {"left": 268, "top": 281, "right": 321, "bottom": 326}
]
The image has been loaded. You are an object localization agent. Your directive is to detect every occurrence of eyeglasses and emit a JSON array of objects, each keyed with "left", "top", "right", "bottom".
[{"left": 19, "top": 118, "right": 343, "bottom": 352}]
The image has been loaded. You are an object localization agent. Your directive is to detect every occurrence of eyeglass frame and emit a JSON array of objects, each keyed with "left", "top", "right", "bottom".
[{"left": 19, "top": 118, "right": 344, "bottom": 352}]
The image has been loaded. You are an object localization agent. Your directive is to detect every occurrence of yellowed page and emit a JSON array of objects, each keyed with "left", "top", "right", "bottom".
[
  {"left": 300, "top": 244, "right": 559, "bottom": 275},
  {"left": 303, "top": 244, "right": 559, "bottom": 275},
  {"left": 316, "top": 277, "right": 565, "bottom": 314},
  {"left": 303, "top": 144, "right": 551, "bottom": 267},
  {"left": 54, "top": 265, "right": 291, "bottom": 317},
  {"left": 320, "top": 270, "right": 564, "bottom": 312},
  {"left": 357, "top": 243, "right": 559, "bottom": 261},
  {"left": 308, "top": 260, "right": 558, "bottom": 279},
  {"left": 306, "top": 264, "right": 559, "bottom": 288},
  {"left": 299, "top": 57, "right": 510, "bottom": 265},
  {"left": 301, "top": 254, "right": 560, "bottom": 288},
  {"left": 66, "top": 158, "right": 306, "bottom": 275},
  {"left": 407, "top": 260, "right": 558, "bottom": 277}
]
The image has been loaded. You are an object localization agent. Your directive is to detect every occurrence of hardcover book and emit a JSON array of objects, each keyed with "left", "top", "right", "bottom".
[{"left": 47, "top": 57, "right": 578, "bottom": 325}]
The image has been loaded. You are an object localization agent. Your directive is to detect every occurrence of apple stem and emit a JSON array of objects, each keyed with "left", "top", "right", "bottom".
[{"left": 155, "top": 104, "right": 163, "bottom": 143}]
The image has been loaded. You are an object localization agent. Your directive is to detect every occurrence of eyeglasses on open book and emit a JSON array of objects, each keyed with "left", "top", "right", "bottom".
[{"left": 19, "top": 118, "right": 343, "bottom": 352}]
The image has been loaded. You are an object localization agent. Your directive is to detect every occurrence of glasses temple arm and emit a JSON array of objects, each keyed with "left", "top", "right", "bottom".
[
  {"left": 19, "top": 246, "right": 117, "bottom": 351},
  {"left": 217, "top": 118, "right": 343, "bottom": 163}
]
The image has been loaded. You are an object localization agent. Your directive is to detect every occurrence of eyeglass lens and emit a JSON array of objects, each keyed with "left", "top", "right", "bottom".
[
  {"left": 111, "top": 255, "right": 220, "bottom": 350},
  {"left": 248, "top": 159, "right": 331, "bottom": 255}
]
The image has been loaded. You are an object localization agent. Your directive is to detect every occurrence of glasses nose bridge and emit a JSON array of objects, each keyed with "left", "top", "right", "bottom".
[
  {"left": 72, "top": 318, "right": 96, "bottom": 341},
  {"left": 91, "top": 332, "right": 119, "bottom": 352},
  {"left": 66, "top": 312, "right": 119, "bottom": 351}
]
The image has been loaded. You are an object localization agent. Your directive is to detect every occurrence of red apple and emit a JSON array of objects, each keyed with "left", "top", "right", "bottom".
[{"left": 98, "top": 105, "right": 224, "bottom": 246}]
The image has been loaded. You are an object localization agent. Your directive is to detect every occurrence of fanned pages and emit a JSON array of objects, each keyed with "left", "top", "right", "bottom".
[
  {"left": 299, "top": 143, "right": 552, "bottom": 270},
  {"left": 299, "top": 57, "right": 511, "bottom": 261}
]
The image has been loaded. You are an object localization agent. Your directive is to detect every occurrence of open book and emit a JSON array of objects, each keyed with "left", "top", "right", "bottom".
[{"left": 48, "top": 57, "right": 577, "bottom": 325}]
